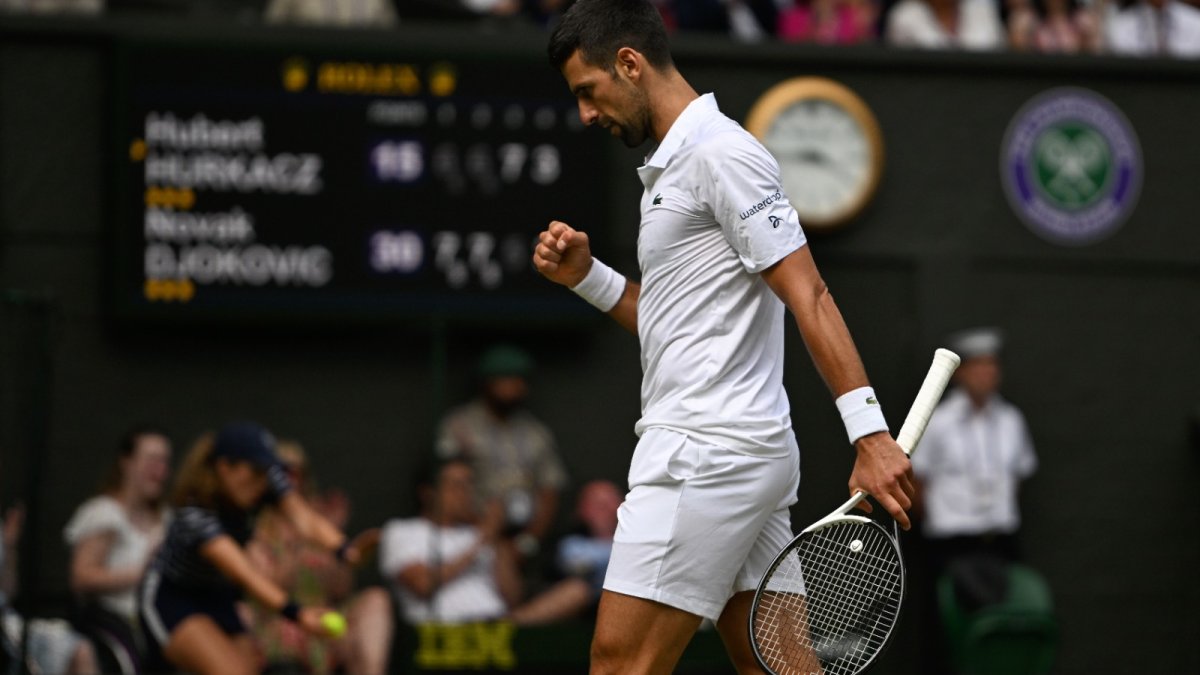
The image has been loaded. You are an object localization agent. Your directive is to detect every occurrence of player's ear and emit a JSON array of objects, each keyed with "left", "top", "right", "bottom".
[{"left": 615, "top": 47, "right": 641, "bottom": 82}]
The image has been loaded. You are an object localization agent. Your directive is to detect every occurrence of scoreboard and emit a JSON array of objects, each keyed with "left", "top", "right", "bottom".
[{"left": 111, "top": 38, "right": 608, "bottom": 323}]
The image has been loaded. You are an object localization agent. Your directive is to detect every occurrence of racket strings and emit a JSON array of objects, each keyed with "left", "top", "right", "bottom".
[{"left": 753, "top": 522, "right": 903, "bottom": 675}]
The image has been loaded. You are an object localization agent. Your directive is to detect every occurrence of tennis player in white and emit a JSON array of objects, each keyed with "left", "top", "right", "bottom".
[{"left": 535, "top": 2, "right": 915, "bottom": 673}]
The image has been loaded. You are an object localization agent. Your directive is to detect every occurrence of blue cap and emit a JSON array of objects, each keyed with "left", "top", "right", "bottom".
[{"left": 211, "top": 422, "right": 281, "bottom": 470}]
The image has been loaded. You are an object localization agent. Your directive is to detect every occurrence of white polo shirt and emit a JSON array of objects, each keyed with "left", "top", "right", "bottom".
[
  {"left": 378, "top": 518, "right": 507, "bottom": 624},
  {"left": 633, "top": 93, "right": 807, "bottom": 456},
  {"left": 911, "top": 389, "right": 1038, "bottom": 538},
  {"left": 1106, "top": 1, "right": 1200, "bottom": 58}
]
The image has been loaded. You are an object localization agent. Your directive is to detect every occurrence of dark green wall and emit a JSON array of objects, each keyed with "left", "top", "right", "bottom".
[{"left": 2, "top": 15, "right": 1198, "bottom": 674}]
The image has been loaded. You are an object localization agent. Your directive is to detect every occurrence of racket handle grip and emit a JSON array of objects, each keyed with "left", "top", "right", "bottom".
[{"left": 896, "top": 348, "right": 960, "bottom": 456}]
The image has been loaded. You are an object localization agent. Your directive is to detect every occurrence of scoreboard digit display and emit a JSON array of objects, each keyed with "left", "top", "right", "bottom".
[{"left": 112, "top": 38, "right": 607, "bottom": 323}]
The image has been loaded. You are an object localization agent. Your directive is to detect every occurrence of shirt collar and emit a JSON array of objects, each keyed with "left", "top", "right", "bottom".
[{"left": 643, "top": 93, "right": 718, "bottom": 169}]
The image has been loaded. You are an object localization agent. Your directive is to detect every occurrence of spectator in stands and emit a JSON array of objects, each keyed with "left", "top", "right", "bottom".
[
  {"left": 435, "top": 344, "right": 569, "bottom": 566},
  {"left": 884, "top": 0, "right": 1006, "bottom": 49},
  {"left": 521, "top": 0, "right": 574, "bottom": 26},
  {"left": 776, "top": 0, "right": 880, "bottom": 44},
  {"left": 1106, "top": 0, "right": 1200, "bottom": 57},
  {"left": 63, "top": 427, "right": 172, "bottom": 674},
  {"left": 1006, "top": 0, "right": 1102, "bottom": 53},
  {"left": 379, "top": 457, "right": 522, "bottom": 625},
  {"left": 508, "top": 479, "right": 621, "bottom": 626},
  {"left": 455, "top": 0, "right": 524, "bottom": 18},
  {"left": 264, "top": 0, "right": 398, "bottom": 27},
  {"left": 2, "top": 501, "right": 100, "bottom": 674},
  {"left": 913, "top": 328, "right": 1038, "bottom": 578},
  {"left": 669, "top": 0, "right": 780, "bottom": 41},
  {"left": 0, "top": 0, "right": 101, "bottom": 15},
  {"left": 912, "top": 328, "right": 1039, "bottom": 673},
  {"left": 138, "top": 422, "right": 373, "bottom": 675},
  {"left": 243, "top": 439, "right": 390, "bottom": 675}
]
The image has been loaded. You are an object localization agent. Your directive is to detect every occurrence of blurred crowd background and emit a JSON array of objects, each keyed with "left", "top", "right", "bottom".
[
  {"left": 0, "top": 0, "right": 1199, "bottom": 58},
  {"left": 1, "top": 1, "right": 1198, "bottom": 674}
]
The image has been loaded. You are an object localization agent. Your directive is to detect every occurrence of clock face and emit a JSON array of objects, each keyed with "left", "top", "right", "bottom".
[{"left": 746, "top": 78, "right": 884, "bottom": 231}]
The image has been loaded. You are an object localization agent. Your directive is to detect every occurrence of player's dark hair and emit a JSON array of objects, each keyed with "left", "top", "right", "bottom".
[
  {"left": 547, "top": 0, "right": 673, "bottom": 74},
  {"left": 171, "top": 431, "right": 219, "bottom": 509}
]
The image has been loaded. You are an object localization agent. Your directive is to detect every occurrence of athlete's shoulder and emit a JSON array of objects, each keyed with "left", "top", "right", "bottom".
[
  {"left": 175, "top": 505, "right": 219, "bottom": 523},
  {"left": 691, "top": 111, "right": 765, "bottom": 151},
  {"left": 70, "top": 494, "right": 124, "bottom": 520},
  {"left": 63, "top": 495, "right": 126, "bottom": 543},
  {"left": 689, "top": 121, "right": 775, "bottom": 175},
  {"left": 170, "top": 505, "right": 225, "bottom": 543}
]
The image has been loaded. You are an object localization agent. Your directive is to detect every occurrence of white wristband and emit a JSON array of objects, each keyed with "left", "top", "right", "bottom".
[
  {"left": 571, "top": 258, "right": 625, "bottom": 312},
  {"left": 835, "top": 386, "right": 889, "bottom": 445}
]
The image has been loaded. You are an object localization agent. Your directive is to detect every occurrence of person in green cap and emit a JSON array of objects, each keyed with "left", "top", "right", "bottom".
[{"left": 435, "top": 344, "right": 569, "bottom": 565}]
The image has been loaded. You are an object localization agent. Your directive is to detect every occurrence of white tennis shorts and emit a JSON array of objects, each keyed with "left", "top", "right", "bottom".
[{"left": 603, "top": 427, "right": 800, "bottom": 621}]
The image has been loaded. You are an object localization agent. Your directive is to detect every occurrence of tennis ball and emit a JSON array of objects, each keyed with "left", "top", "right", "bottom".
[{"left": 321, "top": 611, "right": 347, "bottom": 638}]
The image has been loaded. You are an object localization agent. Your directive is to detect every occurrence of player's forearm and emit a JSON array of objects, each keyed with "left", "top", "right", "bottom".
[
  {"left": 70, "top": 560, "right": 143, "bottom": 595},
  {"left": 764, "top": 248, "right": 871, "bottom": 397},
  {"left": 605, "top": 279, "right": 639, "bottom": 334},
  {"left": 793, "top": 287, "right": 872, "bottom": 398},
  {"left": 279, "top": 492, "right": 346, "bottom": 552},
  {"left": 201, "top": 535, "right": 290, "bottom": 611},
  {"left": 399, "top": 542, "right": 483, "bottom": 598},
  {"left": 525, "top": 489, "right": 560, "bottom": 540},
  {"left": 493, "top": 545, "right": 524, "bottom": 608}
]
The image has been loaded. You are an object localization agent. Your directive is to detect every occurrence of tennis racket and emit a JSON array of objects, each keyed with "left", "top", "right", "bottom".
[{"left": 749, "top": 348, "right": 961, "bottom": 675}]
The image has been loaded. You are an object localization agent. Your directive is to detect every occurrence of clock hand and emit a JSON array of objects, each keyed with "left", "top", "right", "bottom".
[
  {"left": 797, "top": 149, "right": 827, "bottom": 165},
  {"left": 823, "top": 156, "right": 862, "bottom": 183}
]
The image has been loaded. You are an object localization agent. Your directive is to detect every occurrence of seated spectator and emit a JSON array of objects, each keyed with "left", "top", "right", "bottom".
[
  {"left": 0, "top": 0, "right": 101, "bottom": 15},
  {"left": 1106, "top": 0, "right": 1200, "bottom": 57},
  {"left": 2, "top": 502, "right": 100, "bottom": 675},
  {"left": 460, "top": 0, "right": 523, "bottom": 15},
  {"left": 394, "top": 0, "right": 555, "bottom": 25},
  {"left": 435, "top": 345, "right": 569, "bottom": 569},
  {"left": 1007, "top": 0, "right": 1102, "bottom": 53},
  {"left": 379, "top": 457, "right": 522, "bottom": 625},
  {"left": 777, "top": 0, "right": 879, "bottom": 44},
  {"left": 63, "top": 427, "right": 172, "bottom": 674},
  {"left": 243, "top": 440, "right": 390, "bottom": 675},
  {"left": 521, "top": 0, "right": 573, "bottom": 26},
  {"left": 885, "top": 0, "right": 1006, "bottom": 49},
  {"left": 264, "top": 0, "right": 398, "bottom": 27},
  {"left": 670, "top": 0, "right": 780, "bottom": 41},
  {"left": 508, "top": 479, "right": 621, "bottom": 626}
]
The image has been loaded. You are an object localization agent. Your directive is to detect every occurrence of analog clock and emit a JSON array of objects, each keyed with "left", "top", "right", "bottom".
[{"left": 745, "top": 77, "right": 884, "bottom": 231}]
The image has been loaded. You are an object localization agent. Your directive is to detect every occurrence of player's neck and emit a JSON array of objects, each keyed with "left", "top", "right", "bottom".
[{"left": 648, "top": 73, "right": 700, "bottom": 143}]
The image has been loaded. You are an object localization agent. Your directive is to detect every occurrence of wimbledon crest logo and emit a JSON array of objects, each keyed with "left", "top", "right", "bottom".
[{"left": 1000, "top": 88, "right": 1141, "bottom": 246}]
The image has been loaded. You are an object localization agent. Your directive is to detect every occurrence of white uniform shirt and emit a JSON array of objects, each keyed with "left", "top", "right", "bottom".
[
  {"left": 633, "top": 94, "right": 807, "bottom": 456},
  {"left": 1106, "top": 1, "right": 1200, "bottom": 58},
  {"left": 884, "top": 0, "right": 1006, "bottom": 50},
  {"left": 378, "top": 518, "right": 507, "bottom": 624},
  {"left": 63, "top": 496, "right": 169, "bottom": 622},
  {"left": 912, "top": 389, "right": 1038, "bottom": 538}
]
